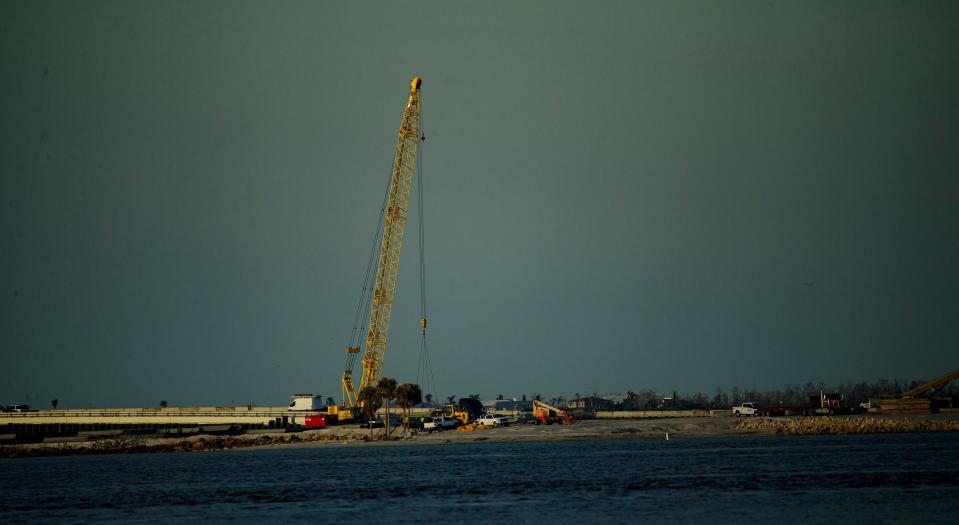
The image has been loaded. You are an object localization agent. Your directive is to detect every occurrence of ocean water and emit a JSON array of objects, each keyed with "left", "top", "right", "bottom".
[{"left": 2, "top": 433, "right": 958, "bottom": 523}]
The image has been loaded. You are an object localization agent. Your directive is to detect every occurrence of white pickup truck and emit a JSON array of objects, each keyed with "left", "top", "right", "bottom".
[
  {"left": 422, "top": 416, "right": 458, "bottom": 432},
  {"left": 477, "top": 414, "right": 510, "bottom": 427},
  {"left": 732, "top": 402, "right": 761, "bottom": 416}
]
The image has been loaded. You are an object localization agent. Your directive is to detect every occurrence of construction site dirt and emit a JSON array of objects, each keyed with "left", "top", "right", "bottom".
[{"left": 4, "top": 415, "right": 959, "bottom": 458}]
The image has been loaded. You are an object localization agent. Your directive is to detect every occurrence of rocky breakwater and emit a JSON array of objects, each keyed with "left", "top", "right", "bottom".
[
  {"left": 737, "top": 416, "right": 959, "bottom": 436},
  {"left": 0, "top": 430, "right": 370, "bottom": 459}
]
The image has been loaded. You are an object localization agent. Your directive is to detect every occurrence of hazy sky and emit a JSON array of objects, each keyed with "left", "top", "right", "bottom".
[{"left": 2, "top": 1, "right": 957, "bottom": 408}]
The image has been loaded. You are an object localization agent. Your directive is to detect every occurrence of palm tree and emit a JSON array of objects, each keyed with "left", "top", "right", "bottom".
[
  {"left": 395, "top": 383, "right": 422, "bottom": 435},
  {"left": 357, "top": 386, "right": 381, "bottom": 441},
  {"left": 51, "top": 399, "right": 58, "bottom": 410},
  {"left": 377, "top": 377, "right": 398, "bottom": 439},
  {"left": 395, "top": 383, "right": 412, "bottom": 433}
]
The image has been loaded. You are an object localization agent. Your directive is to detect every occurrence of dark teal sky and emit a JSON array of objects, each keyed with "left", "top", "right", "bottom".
[{"left": 2, "top": 1, "right": 957, "bottom": 407}]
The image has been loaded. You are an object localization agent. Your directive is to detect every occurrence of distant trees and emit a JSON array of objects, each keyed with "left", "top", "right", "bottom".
[
  {"left": 425, "top": 393, "right": 433, "bottom": 405},
  {"left": 635, "top": 390, "right": 658, "bottom": 409},
  {"left": 51, "top": 399, "right": 58, "bottom": 410},
  {"left": 612, "top": 377, "right": 959, "bottom": 411},
  {"left": 472, "top": 378, "right": 959, "bottom": 413},
  {"left": 688, "top": 392, "right": 708, "bottom": 408},
  {"left": 395, "top": 383, "right": 422, "bottom": 435},
  {"left": 377, "top": 377, "right": 398, "bottom": 438},
  {"left": 712, "top": 388, "right": 728, "bottom": 408},
  {"left": 621, "top": 391, "right": 640, "bottom": 410},
  {"left": 730, "top": 386, "right": 742, "bottom": 406},
  {"left": 357, "top": 386, "right": 381, "bottom": 441},
  {"left": 160, "top": 400, "right": 168, "bottom": 408}
]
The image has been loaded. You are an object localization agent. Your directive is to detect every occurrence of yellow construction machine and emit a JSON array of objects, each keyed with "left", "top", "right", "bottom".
[
  {"left": 328, "top": 77, "right": 424, "bottom": 423},
  {"left": 533, "top": 399, "right": 574, "bottom": 425},
  {"left": 438, "top": 398, "right": 485, "bottom": 425},
  {"left": 880, "top": 369, "right": 959, "bottom": 414}
]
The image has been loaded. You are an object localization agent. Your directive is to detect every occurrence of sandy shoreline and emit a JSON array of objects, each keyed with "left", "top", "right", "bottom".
[{"left": 3, "top": 415, "right": 958, "bottom": 458}]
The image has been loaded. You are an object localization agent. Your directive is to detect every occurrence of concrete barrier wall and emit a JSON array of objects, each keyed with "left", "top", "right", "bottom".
[
  {"left": 1, "top": 407, "right": 287, "bottom": 415},
  {"left": 1, "top": 415, "right": 284, "bottom": 425},
  {"left": 0, "top": 408, "right": 297, "bottom": 426}
]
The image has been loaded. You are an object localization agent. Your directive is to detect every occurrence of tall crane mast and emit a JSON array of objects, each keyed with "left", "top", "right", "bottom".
[{"left": 341, "top": 76, "right": 423, "bottom": 409}]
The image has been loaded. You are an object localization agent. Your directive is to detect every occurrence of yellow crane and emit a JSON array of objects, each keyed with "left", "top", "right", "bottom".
[
  {"left": 879, "top": 369, "right": 959, "bottom": 414},
  {"left": 332, "top": 77, "right": 423, "bottom": 420},
  {"left": 900, "top": 369, "right": 959, "bottom": 398}
]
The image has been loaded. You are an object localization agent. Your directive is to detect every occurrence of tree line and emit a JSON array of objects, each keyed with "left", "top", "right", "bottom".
[
  {"left": 601, "top": 378, "right": 959, "bottom": 411},
  {"left": 356, "top": 377, "right": 422, "bottom": 440}
]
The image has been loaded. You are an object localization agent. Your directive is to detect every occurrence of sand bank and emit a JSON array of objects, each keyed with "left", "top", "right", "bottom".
[{"left": 3, "top": 415, "right": 956, "bottom": 458}]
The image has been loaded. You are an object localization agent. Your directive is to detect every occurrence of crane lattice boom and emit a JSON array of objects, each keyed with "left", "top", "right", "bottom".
[{"left": 341, "top": 77, "right": 422, "bottom": 407}]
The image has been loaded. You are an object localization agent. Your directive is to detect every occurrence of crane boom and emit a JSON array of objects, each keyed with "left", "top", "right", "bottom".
[
  {"left": 533, "top": 399, "right": 574, "bottom": 425},
  {"left": 901, "top": 369, "right": 959, "bottom": 398},
  {"left": 341, "top": 77, "right": 423, "bottom": 408}
]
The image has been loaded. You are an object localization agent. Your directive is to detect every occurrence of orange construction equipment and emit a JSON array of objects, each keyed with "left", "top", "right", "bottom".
[{"left": 533, "top": 399, "right": 574, "bottom": 425}]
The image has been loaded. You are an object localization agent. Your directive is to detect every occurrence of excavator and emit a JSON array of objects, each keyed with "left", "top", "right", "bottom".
[
  {"left": 328, "top": 77, "right": 424, "bottom": 423},
  {"left": 533, "top": 399, "right": 574, "bottom": 425}
]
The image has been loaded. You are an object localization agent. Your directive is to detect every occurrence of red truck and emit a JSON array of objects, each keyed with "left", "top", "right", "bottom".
[
  {"left": 304, "top": 414, "right": 331, "bottom": 428},
  {"left": 756, "top": 392, "right": 849, "bottom": 416}
]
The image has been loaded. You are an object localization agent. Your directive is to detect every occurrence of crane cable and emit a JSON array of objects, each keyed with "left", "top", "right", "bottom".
[
  {"left": 416, "top": 112, "right": 438, "bottom": 404},
  {"left": 345, "top": 91, "right": 436, "bottom": 402},
  {"left": 345, "top": 163, "right": 392, "bottom": 374}
]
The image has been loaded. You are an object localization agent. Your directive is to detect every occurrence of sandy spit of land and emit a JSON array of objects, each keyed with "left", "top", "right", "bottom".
[{"left": 2, "top": 415, "right": 957, "bottom": 458}]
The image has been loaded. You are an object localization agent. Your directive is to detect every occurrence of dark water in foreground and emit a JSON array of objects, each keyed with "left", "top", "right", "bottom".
[{"left": 2, "top": 433, "right": 958, "bottom": 523}]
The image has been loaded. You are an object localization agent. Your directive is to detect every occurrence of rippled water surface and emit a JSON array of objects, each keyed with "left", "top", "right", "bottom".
[{"left": 2, "top": 433, "right": 958, "bottom": 523}]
